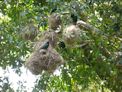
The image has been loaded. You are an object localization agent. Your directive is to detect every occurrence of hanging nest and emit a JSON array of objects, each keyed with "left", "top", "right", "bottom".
[
  {"left": 62, "top": 25, "right": 87, "bottom": 47},
  {"left": 35, "top": 30, "right": 61, "bottom": 49},
  {"left": 25, "top": 44, "right": 64, "bottom": 75},
  {"left": 48, "top": 13, "right": 62, "bottom": 30},
  {"left": 20, "top": 22, "right": 38, "bottom": 41}
]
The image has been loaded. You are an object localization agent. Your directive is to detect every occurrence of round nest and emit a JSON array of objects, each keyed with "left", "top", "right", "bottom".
[
  {"left": 48, "top": 13, "right": 61, "bottom": 30},
  {"left": 25, "top": 46, "right": 64, "bottom": 75},
  {"left": 35, "top": 30, "right": 61, "bottom": 49},
  {"left": 20, "top": 23, "right": 38, "bottom": 41},
  {"left": 62, "top": 25, "right": 86, "bottom": 47}
]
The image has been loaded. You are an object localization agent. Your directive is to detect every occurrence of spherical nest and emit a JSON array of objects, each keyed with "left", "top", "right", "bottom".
[
  {"left": 62, "top": 25, "right": 86, "bottom": 47},
  {"left": 20, "top": 23, "right": 38, "bottom": 41},
  {"left": 48, "top": 13, "right": 61, "bottom": 30},
  {"left": 35, "top": 30, "right": 61, "bottom": 49},
  {"left": 25, "top": 45, "right": 64, "bottom": 75}
]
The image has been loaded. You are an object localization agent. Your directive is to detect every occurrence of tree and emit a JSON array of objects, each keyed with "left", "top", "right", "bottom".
[{"left": 0, "top": 0, "right": 122, "bottom": 91}]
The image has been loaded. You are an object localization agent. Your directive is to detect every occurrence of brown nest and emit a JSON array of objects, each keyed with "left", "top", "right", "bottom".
[
  {"left": 25, "top": 45, "right": 64, "bottom": 75},
  {"left": 48, "top": 13, "right": 62, "bottom": 30},
  {"left": 35, "top": 30, "right": 61, "bottom": 49},
  {"left": 62, "top": 25, "right": 87, "bottom": 47},
  {"left": 20, "top": 23, "right": 38, "bottom": 41}
]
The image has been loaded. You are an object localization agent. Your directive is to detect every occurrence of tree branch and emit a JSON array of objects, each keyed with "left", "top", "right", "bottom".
[{"left": 77, "top": 20, "right": 103, "bottom": 35}]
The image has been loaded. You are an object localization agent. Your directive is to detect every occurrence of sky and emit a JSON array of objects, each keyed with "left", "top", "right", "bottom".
[
  {"left": 0, "top": 66, "right": 39, "bottom": 91},
  {"left": 0, "top": 66, "right": 61, "bottom": 91}
]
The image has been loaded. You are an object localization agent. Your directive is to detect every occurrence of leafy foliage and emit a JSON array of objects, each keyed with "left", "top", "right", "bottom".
[{"left": 0, "top": 0, "right": 122, "bottom": 91}]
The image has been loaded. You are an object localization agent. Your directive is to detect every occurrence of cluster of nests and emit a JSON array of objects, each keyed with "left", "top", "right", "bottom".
[
  {"left": 23, "top": 11, "right": 89, "bottom": 75},
  {"left": 25, "top": 40, "right": 64, "bottom": 75}
]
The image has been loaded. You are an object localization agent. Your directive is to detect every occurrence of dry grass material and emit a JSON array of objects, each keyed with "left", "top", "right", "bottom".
[
  {"left": 20, "top": 23, "right": 38, "bottom": 41},
  {"left": 35, "top": 30, "right": 61, "bottom": 49},
  {"left": 63, "top": 25, "right": 86, "bottom": 47},
  {"left": 48, "top": 13, "right": 61, "bottom": 30},
  {"left": 25, "top": 46, "right": 64, "bottom": 75}
]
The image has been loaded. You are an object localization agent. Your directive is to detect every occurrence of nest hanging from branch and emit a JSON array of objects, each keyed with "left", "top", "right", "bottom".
[
  {"left": 20, "top": 22, "right": 39, "bottom": 41},
  {"left": 48, "top": 13, "right": 62, "bottom": 30},
  {"left": 25, "top": 41, "right": 64, "bottom": 75},
  {"left": 35, "top": 30, "right": 61, "bottom": 49},
  {"left": 62, "top": 25, "right": 87, "bottom": 47},
  {"left": 25, "top": 23, "right": 63, "bottom": 75}
]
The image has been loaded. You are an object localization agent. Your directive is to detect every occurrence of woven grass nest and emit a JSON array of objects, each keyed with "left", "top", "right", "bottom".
[
  {"left": 63, "top": 25, "right": 87, "bottom": 47},
  {"left": 35, "top": 30, "right": 61, "bottom": 49},
  {"left": 20, "top": 23, "right": 38, "bottom": 41},
  {"left": 25, "top": 40, "right": 64, "bottom": 75},
  {"left": 48, "top": 13, "right": 61, "bottom": 30}
]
